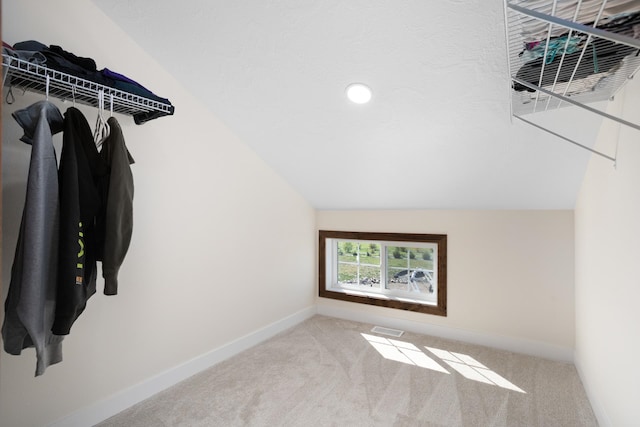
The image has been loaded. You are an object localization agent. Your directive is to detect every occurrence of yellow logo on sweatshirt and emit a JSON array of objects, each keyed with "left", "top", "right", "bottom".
[{"left": 76, "top": 222, "right": 84, "bottom": 285}]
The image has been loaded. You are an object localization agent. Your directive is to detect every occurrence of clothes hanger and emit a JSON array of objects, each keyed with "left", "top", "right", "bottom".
[
  {"left": 94, "top": 90, "right": 110, "bottom": 147},
  {"left": 5, "top": 86, "right": 15, "bottom": 105},
  {"left": 2, "top": 65, "right": 16, "bottom": 104}
]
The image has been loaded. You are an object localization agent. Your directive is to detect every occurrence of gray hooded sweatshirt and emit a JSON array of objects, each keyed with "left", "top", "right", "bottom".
[{"left": 2, "top": 100, "right": 65, "bottom": 376}]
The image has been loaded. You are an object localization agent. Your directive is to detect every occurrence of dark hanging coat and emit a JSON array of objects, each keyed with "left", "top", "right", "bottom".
[
  {"left": 96, "top": 117, "right": 135, "bottom": 295},
  {"left": 52, "top": 107, "right": 108, "bottom": 335}
]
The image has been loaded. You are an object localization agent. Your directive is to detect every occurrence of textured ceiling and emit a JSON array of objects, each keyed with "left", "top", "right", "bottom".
[{"left": 92, "top": 0, "right": 604, "bottom": 209}]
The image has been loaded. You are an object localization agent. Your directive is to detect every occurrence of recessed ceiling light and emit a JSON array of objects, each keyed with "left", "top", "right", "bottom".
[{"left": 346, "top": 83, "right": 372, "bottom": 104}]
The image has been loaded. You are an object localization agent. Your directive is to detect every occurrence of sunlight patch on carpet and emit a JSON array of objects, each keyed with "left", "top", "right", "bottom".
[
  {"left": 425, "top": 347, "right": 527, "bottom": 393},
  {"left": 361, "top": 333, "right": 449, "bottom": 373},
  {"left": 361, "top": 332, "right": 526, "bottom": 394}
]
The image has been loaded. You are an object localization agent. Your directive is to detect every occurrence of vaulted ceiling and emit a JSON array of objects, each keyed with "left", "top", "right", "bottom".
[{"left": 92, "top": 0, "right": 605, "bottom": 209}]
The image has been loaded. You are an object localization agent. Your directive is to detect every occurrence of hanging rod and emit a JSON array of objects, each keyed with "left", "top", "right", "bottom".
[
  {"left": 513, "top": 114, "right": 615, "bottom": 162},
  {"left": 512, "top": 76, "right": 640, "bottom": 132},
  {"left": 2, "top": 53, "right": 174, "bottom": 119}
]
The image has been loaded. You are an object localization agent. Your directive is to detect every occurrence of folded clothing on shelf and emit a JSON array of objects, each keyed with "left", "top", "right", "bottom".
[
  {"left": 6, "top": 40, "right": 174, "bottom": 123},
  {"left": 513, "top": 38, "right": 637, "bottom": 92}
]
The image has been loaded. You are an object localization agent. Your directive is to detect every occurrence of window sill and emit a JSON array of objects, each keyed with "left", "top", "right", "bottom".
[{"left": 319, "top": 287, "right": 447, "bottom": 316}]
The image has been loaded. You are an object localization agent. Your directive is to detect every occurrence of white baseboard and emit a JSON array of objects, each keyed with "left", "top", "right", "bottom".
[
  {"left": 48, "top": 306, "right": 317, "bottom": 427},
  {"left": 574, "top": 352, "right": 611, "bottom": 427},
  {"left": 317, "top": 303, "right": 574, "bottom": 362}
]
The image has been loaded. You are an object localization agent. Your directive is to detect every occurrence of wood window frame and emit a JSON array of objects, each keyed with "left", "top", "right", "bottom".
[{"left": 319, "top": 230, "right": 447, "bottom": 316}]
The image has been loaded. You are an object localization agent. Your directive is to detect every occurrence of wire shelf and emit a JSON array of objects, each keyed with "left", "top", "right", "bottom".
[
  {"left": 505, "top": 0, "right": 640, "bottom": 117},
  {"left": 2, "top": 53, "right": 174, "bottom": 119},
  {"left": 504, "top": 0, "right": 640, "bottom": 162}
]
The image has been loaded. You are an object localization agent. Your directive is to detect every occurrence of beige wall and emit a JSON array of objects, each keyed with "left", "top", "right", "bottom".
[
  {"left": 317, "top": 210, "right": 576, "bottom": 355},
  {"left": 0, "top": 1, "right": 316, "bottom": 425},
  {"left": 574, "top": 73, "right": 640, "bottom": 426},
  {"left": 6, "top": 0, "right": 631, "bottom": 425}
]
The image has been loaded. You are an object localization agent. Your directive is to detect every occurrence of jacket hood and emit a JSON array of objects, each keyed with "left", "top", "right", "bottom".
[{"left": 12, "top": 100, "right": 64, "bottom": 145}]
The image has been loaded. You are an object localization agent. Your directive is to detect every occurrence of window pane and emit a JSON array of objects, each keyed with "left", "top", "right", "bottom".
[
  {"left": 386, "top": 246, "right": 435, "bottom": 295},
  {"left": 359, "top": 243, "right": 380, "bottom": 266},
  {"left": 337, "top": 262, "right": 357, "bottom": 284},
  {"left": 409, "top": 248, "right": 433, "bottom": 271},
  {"left": 387, "top": 246, "right": 407, "bottom": 290},
  {"left": 359, "top": 265, "right": 380, "bottom": 286},
  {"left": 337, "top": 241, "right": 380, "bottom": 286},
  {"left": 338, "top": 241, "right": 357, "bottom": 258}
]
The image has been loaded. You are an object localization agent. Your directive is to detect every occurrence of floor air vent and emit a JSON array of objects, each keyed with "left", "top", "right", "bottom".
[{"left": 371, "top": 326, "right": 404, "bottom": 337}]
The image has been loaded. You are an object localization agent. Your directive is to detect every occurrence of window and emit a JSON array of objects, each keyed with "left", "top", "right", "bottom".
[{"left": 319, "top": 231, "right": 447, "bottom": 316}]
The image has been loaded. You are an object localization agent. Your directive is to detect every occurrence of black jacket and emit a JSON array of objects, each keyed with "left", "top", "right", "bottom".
[{"left": 52, "top": 107, "right": 108, "bottom": 335}]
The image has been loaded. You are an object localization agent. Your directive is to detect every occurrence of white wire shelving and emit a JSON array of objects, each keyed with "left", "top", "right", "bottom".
[
  {"left": 504, "top": 0, "right": 640, "bottom": 162},
  {"left": 2, "top": 53, "right": 174, "bottom": 121}
]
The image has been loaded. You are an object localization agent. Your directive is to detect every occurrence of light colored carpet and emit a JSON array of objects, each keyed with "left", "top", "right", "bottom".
[{"left": 97, "top": 315, "right": 597, "bottom": 426}]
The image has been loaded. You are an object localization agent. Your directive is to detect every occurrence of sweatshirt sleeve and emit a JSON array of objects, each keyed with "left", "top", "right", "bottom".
[{"left": 102, "top": 118, "right": 134, "bottom": 295}]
